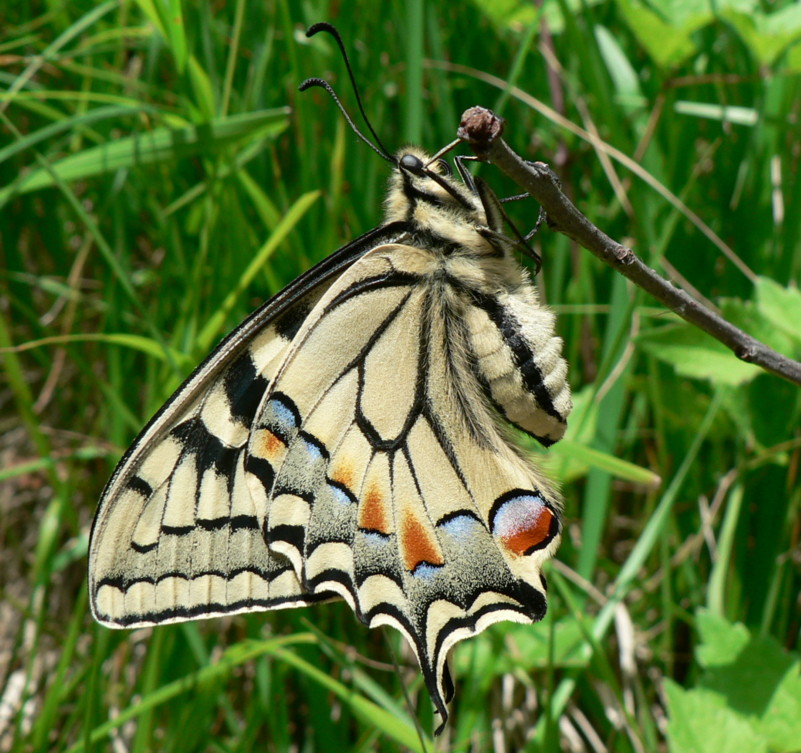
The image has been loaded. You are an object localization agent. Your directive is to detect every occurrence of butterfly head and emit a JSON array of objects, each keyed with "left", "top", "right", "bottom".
[
  {"left": 384, "top": 147, "right": 491, "bottom": 234},
  {"left": 299, "top": 25, "right": 540, "bottom": 268}
]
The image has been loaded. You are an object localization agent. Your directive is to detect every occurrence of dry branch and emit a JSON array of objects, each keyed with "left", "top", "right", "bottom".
[{"left": 457, "top": 106, "right": 801, "bottom": 388}]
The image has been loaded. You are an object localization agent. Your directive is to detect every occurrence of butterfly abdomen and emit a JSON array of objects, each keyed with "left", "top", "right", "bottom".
[{"left": 464, "top": 286, "right": 571, "bottom": 447}]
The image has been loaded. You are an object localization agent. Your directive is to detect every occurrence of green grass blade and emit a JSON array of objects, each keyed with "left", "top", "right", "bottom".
[
  {"left": 196, "top": 189, "right": 321, "bottom": 353},
  {"left": 0, "top": 108, "right": 289, "bottom": 203},
  {"left": 66, "top": 636, "right": 317, "bottom": 753},
  {"left": 271, "top": 647, "right": 431, "bottom": 751}
]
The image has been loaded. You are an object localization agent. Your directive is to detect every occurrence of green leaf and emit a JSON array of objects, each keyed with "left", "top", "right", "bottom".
[
  {"left": 673, "top": 101, "right": 758, "bottom": 126},
  {"left": 720, "top": 4, "right": 801, "bottom": 66},
  {"left": 550, "top": 438, "right": 661, "bottom": 487},
  {"left": 720, "top": 298, "right": 799, "bottom": 360},
  {"left": 271, "top": 647, "right": 429, "bottom": 751},
  {"left": 67, "top": 636, "right": 318, "bottom": 753},
  {"left": 595, "top": 25, "right": 642, "bottom": 100},
  {"left": 754, "top": 276, "right": 801, "bottom": 349},
  {"left": 696, "top": 612, "right": 801, "bottom": 752},
  {"left": 665, "top": 611, "right": 801, "bottom": 753},
  {"left": 637, "top": 323, "right": 761, "bottom": 385},
  {"left": 164, "top": 0, "right": 188, "bottom": 74},
  {"left": 133, "top": 0, "right": 186, "bottom": 73},
  {"left": 470, "top": 0, "right": 603, "bottom": 33},
  {"left": 616, "top": 0, "right": 711, "bottom": 68},
  {"left": 0, "top": 105, "right": 157, "bottom": 165},
  {"left": 3, "top": 332, "right": 190, "bottom": 365},
  {"left": 664, "top": 681, "right": 769, "bottom": 753},
  {"left": 195, "top": 189, "right": 321, "bottom": 353},
  {"left": 0, "top": 108, "right": 289, "bottom": 203},
  {"left": 746, "top": 372, "right": 801, "bottom": 449},
  {"left": 695, "top": 611, "right": 752, "bottom": 667}
]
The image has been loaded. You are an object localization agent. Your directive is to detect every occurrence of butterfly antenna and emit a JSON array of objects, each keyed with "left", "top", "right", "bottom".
[
  {"left": 305, "top": 22, "right": 394, "bottom": 160},
  {"left": 298, "top": 77, "right": 393, "bottom": 163}
]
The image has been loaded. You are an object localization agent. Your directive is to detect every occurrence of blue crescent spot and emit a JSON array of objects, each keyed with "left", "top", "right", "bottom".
[
  {"left": 362, "top": 531, "right": 389, "bottom": 547},
  {"left": 439, "top": 513, "right": 481, "bottom": 540},
  {"left": 491, "top": 494, "right": 546, "bottom": 538},
  {"left": 269, "top": 398, "right": 298, "bottom": 431},
  {"left": 304, "top": 439, "right": 323, "bottom": 461},
  {"left": 412, "top": 562, "right": 442, "bottom": 580},
  {"left": 328, "top": 483, "right": 353, "bottom": 506}
]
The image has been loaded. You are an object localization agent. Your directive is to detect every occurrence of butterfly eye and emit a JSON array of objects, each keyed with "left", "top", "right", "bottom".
[{"left": 399, "top": 152, "right": 426, "bottom": 176}]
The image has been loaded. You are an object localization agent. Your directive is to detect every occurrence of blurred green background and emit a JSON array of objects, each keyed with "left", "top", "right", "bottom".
[{"left": 2, "top": 1, "right": 800, "bottom": 751}]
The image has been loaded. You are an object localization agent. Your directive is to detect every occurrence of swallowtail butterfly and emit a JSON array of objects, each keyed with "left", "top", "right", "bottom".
[{"left": 89, "top": 23, "right": 572, "bottom": 733}]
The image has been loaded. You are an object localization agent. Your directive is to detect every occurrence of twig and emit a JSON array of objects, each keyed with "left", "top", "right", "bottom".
[{"left": 457, "top": 106, "right": 801, "bottom": 388}]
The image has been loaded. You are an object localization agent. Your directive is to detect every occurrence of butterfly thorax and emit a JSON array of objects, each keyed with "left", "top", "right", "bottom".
[{"left": 383, "top": 148, "right": 525, "bottom": 295}]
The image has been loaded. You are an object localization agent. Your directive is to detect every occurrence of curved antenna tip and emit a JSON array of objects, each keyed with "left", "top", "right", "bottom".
[
  {"left": 305, "top": 22, "right": 339, "bottom": 40},
  {"left": 298, "top": 77, "right": 323, "bottom": 93},
  {"left": 301, "top": 22, "right": 392, "bottom": 159}
]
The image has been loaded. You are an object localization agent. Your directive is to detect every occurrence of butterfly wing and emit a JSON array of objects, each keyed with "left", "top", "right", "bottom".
[
  {"left": 89, "top": 224, "right": 408, "bottom": 626},
  {"left": 244, "top": 241, "right": 565, "bottom": 730},
  {"left": 90, "top": 156, "right": 571, "bottom": 733}
]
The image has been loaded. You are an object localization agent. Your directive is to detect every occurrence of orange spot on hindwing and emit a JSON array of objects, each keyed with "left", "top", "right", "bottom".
[
  {"left": 359, "top": 483, "right": 391, "bottom": 535},
  {"left": 253, "top": 428, "right": 286, "bottom": 461},
  {"left": 329, "top": 459, "right": 355, "bottom": 489},
  {"left": 400, "top": 512, "right": 444, "bottom": 572}
]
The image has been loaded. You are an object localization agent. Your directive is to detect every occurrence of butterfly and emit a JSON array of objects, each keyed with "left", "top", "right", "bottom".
[{"left": 88, "top": 23, "right": 572, "bottom": 734}]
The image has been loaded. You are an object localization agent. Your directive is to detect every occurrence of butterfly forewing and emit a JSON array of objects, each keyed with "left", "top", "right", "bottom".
[{"left": 89, "top": 226, "right": 407, "bottom": 627}]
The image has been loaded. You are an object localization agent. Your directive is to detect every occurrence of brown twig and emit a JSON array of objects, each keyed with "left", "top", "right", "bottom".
[{"left": 458, "top": 106, "right": 801, "bottom": 388}]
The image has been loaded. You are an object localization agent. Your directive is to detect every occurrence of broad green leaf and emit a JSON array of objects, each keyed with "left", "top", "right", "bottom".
[
  {"left": 693, "top": 611, "right": 801, "bottom": 752},
  {"left": 637, "top": 324, "right": 761, "bottom": 385},
  {"left": 786, "top": 42, "right": 801, "bottom": 72},
  {"left": 470, "top": 0, "right": 603, "bottom": 33},
  {"left": 0, "top": 109, "right": 289, "bottom": 203},
  {"left": 616, "top": 0, "right": 711, "bottom": 68},
  {"left": 641, "top": 0, "right": 721, "bottom": 25},
  {"left": 695, "top": 610, "right": 751, "bottom": 667},
  {"left": 664, "top": 681, "right": 769, "bottom": 753},
  {"left": 721, "top": 5, "right": 801, "bottom": 66},
  {"left": 720, "top": 297, "right": 799, "bottom": 360},
  {"left": 746, "top": 372, "right": 801, "bottom": 449}
]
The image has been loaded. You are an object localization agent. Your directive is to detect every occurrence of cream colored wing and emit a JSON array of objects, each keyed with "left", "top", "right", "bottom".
[{"left": 244, "top": 242, "right": 566, "bottom": 731}]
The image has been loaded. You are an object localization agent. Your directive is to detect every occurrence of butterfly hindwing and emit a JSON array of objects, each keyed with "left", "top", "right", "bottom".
[{"left": 243, "top": 242, "right": 564, "bottom": 726}]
